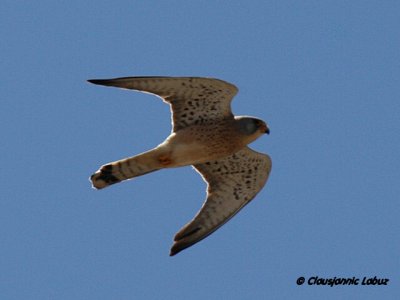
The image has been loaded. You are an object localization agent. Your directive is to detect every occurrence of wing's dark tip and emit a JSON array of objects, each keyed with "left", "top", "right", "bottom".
[
  {"left": 169, "top": 243, "right": 184, "bottom": 256},
  {"left": 87, "top": 79, "right": 112, "bottom": 86},
  {"left": 169, "top": 226, "right": 203, "bottom": 256}
]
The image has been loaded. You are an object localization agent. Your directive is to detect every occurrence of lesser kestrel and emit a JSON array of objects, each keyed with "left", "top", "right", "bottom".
[{"left": 88, "top": 76, "right": 272, "bottom": 256}]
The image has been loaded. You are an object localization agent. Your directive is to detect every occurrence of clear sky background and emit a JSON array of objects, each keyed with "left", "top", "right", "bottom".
[{"left": 1, "top": 1, "right": 399, "bottom": 299}]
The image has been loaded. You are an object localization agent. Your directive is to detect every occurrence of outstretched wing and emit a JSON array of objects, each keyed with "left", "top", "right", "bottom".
[
  {"left": 170, "top": 147, "right": 272, "bottom": 256},
  {"left": 88, "top": 76, "right": 238, "bottom": 131}
]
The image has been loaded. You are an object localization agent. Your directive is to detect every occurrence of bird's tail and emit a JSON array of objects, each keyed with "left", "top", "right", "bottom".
[{"left": 90, "top": 148, "right": 168, "bottom": 189}]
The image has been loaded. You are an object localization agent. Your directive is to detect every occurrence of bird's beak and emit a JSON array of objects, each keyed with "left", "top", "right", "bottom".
[{"left": 261, "top": 123, "right": 270, "bottom": 134}]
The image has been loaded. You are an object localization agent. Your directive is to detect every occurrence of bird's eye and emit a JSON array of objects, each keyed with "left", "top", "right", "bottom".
[{"left": 242, "top": 120, "right": 257, "bottom": 133}]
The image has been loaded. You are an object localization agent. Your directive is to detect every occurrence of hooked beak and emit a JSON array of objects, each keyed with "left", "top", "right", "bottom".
[{"left": 261, "top": 123, "right": 270, "bottom": 134}]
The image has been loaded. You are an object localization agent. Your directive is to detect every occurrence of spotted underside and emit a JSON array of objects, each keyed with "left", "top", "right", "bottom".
[
  {"left": 87, "top": 77, "right": 238, "bottom": 131},
  {"left": 88, "top": 76, "right": 272, "bottom": 256},
  {"left": 170, "top": 147, "right": 271, "bottom": 256}
]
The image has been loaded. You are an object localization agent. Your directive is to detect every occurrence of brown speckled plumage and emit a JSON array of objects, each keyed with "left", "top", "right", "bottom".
[{"left": 88, "top": 76, "right": 272, "bottom": 256}]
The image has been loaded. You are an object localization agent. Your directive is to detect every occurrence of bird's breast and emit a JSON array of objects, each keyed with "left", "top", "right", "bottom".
[{"left": 161, "top": 123, "right": 247, "bottom": 167}]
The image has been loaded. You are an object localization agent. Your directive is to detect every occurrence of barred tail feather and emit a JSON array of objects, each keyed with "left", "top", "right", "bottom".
[{"left": 90, "top": 149, "right": 163, "bottom": 189}]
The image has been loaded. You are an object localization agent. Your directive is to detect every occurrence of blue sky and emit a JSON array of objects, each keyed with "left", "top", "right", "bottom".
[{"left": 1, "top": 1, "right": 399, "bottom": 299}]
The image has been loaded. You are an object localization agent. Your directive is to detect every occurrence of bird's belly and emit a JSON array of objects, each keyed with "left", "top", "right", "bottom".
[
  {"left": 169, "top": 142, "right": 211, "bottom": 166},
  {"left": 160, "top": 127, "right": 243, "bottom": 167},
  {"left": 169, "top": 140, "right": 242, "bottom": 167}
]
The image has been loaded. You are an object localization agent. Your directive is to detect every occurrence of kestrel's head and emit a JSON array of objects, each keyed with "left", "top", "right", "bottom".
[{"left": 235, "top": 116, "right": 270, "bottom": 142}]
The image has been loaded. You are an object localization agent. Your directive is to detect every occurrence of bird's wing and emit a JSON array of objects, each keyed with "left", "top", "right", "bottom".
[
  {"left": 87, "top": 76, "right": 238, "bottom": 131},
  {"left": 170, "top": 147, "right": 272, "bottom": 256}
]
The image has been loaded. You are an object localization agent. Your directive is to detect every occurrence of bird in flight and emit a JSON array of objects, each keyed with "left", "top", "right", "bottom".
[{"left": 88, "top": 76, "right": 272, "bottom": 256}]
